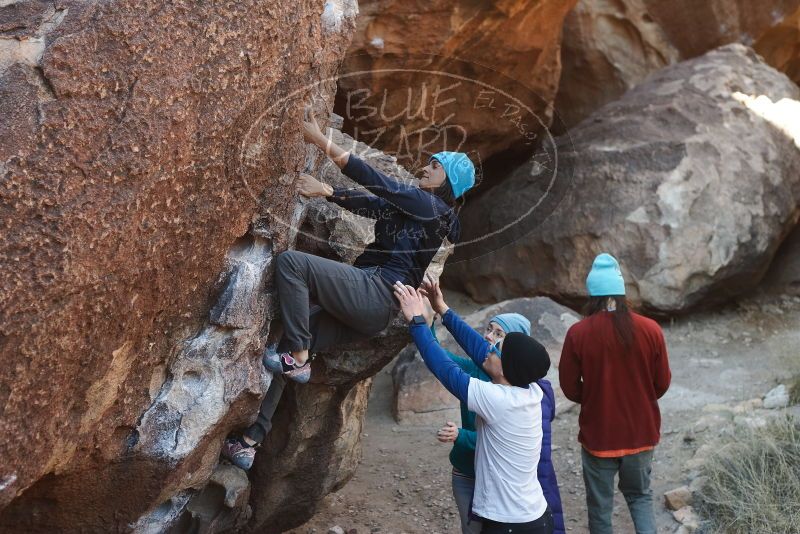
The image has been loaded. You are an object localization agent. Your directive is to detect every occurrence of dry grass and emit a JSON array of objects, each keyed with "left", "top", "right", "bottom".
[
  {"left": 697, "top": 415, "right": 800, "bottom": 534},
  {"left": 790, "top": 375, "right": 800, "bottom": 405}
]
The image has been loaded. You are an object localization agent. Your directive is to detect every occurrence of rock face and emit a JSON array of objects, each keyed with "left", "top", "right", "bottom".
[
  {"left": 392, "top": 297, "right": 581, "bottom": 424},
  {"left": 0, "top": 1, "right": 437, "bottom": 532},
  {"left": 555, "top": 0, "right": 800, "bottom": 129},
  {"left": 335, "top": 0, "right": 578, "bottom": 172},
  {"left": 445, "top": 45, "right": 800, "bottom": 314}
]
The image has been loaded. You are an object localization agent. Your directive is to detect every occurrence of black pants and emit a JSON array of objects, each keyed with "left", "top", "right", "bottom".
[
  {"left": 244, "top": 373, "right": 286, "bottom": 444},
  {"left": 481, "top": 509, "right": 554, "bottom": 534},
  {"left": 244, "top": 251, "right": 397, "bottom": 445}
]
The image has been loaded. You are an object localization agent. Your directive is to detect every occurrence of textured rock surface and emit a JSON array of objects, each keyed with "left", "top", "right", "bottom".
[
  {"left": 392, "top": 297, "right": 581, "bottom": 424},
  {"left": 445, "top": 45, "right": 800, "bottom": 314},
  {"left": 0, "top": 0, "right": 400, "bottom": 531},
  {"left": 555, "top": 0, "right": 800, "bottom": 129},
  {"left": 335, "top": 0, "right": 577, "bottom": 170}
]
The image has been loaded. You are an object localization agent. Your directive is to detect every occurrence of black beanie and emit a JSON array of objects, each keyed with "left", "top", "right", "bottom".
[{"left": 500, "top": 332, "right": 551, "bottom": 388}]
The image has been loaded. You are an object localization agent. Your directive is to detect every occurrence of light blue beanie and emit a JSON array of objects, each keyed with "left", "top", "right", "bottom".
[
  {"left": 489, "top": 313, "right": 531, "bottom": 336},
  {"left": 586, "top": 253, "right": 626, "bottom": 296},
  {"left": 488, "top": 313, "right": 531, "bottom": 355},
  {"left": 431, "top": 152, "right": 475, "bottom": 199}
]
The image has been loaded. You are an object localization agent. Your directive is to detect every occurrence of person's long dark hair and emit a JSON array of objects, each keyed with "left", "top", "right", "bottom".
[{"left": 583, "top": 296, "right": 635, "bottom": 352}]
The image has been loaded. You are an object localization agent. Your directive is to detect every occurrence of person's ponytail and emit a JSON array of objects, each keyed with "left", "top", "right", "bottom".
[{"left": 583, "top": 296, "right": 635, "bottom": 352}]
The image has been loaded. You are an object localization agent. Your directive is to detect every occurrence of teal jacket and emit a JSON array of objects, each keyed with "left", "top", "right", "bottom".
[
  {"left": 430, "top": 325, "right": 488, "bottom": 478},
  {"left": 448, "top": 352, "right": 488, "bottom": 477}
]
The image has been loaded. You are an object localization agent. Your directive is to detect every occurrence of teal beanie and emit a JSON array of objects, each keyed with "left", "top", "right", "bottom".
[
  {"left": 586, "top": 253, "right": 626, "bottom": 297},
  {"left": 488, "top": 313, "right": 530, "bottom": 355},
  {"left": 489, "top": 313, "right": 531, "bottom": 336},
  {"left": 431, "top": 152, "right": 475, "bottom": 198}
]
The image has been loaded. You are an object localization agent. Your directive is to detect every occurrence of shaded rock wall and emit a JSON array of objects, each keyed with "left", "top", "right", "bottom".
[
  {"left": 336, "top": 0, "right": 578, "bottom": 174},
  {"left": 755, "top": 3, "right": 800, "bottom": 87},
  {"left": 445, "top": 45, "right": 800, "bottom": 314},
  {"left": 762, "top": 223, "right": 800, "bottom": 296},
  {"left": 555, "top": 0, "right": 800, "bottom": 129}
]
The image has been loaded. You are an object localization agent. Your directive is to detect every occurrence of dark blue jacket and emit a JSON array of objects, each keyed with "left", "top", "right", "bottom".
[
  {"left": 537, "top": 379, "right": 565, "bottom": 534},
  {"left": 411, "top": 312, "right": 564, "bottom": 532},
  {"left": 329, "top": 155, "right": 460, "bottom": 288}
]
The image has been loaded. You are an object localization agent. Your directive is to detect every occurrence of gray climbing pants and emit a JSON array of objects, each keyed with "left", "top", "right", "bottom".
[
  {"left": 242, "top": 251, "right": 397, "bottom": 446},
  {"left": 276, "top": 250, "right": 396, "bottom": 353}
]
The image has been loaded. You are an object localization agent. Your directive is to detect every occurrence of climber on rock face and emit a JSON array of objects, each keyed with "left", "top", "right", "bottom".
[
  {"left": 427, "top": 298, "right": 564, "bottom": 534},
  {"left": 221, "top": 108, "right": 475, "bottom": 471},
  {"left": 261, "top": 107, "right": 475, "bottom": 383},
  {"left": 396, "top": 279, "right": 555, "bottom": 534}
]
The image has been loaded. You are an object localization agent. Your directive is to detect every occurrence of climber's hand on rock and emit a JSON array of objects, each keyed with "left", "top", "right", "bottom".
[
  {"left": 436, "top": 421, "right": 458, "bottom": 443},
  {"left": 303, "top": 105, "right": 350, "bottom": 169},
  {"left": 420, "top": 274, "right": 449, "bottom": 316},
  {"left": 303, "top": 107, "right": 325, "bottom": 144},
  {"left": 393, "top": 282, "right": 426, "bottom": 322},
  {"left": 297, "top": 173, "right": 332, "bottom": 198}
]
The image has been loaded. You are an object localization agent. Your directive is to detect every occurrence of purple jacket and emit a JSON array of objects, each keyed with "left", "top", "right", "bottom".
[{"left": 537, "top": 379, "right": 565, "bottom": 534}]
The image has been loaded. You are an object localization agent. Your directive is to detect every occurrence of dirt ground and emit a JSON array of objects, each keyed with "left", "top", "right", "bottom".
[{"left": 289, "top": 292, "right": 800, "bottom": 534}]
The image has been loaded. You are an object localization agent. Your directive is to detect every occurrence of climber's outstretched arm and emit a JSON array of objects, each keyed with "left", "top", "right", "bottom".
[
  {"left": 394, "top": 283, "right": 469, "bottom": 404},
  {"left": 303, "top": 109, "right": 350, "bottom": 169},
  {"left": 421, "top": 276, "right": 493, "bottom": 368}
]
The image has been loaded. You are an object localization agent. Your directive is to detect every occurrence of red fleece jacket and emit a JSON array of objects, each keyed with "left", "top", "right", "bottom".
[{"left": 559, "top": 311, "right": 671, "bottom": 454}]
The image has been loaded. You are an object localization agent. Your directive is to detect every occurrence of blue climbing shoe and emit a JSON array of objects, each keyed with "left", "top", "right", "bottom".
[
  {"left": 263, "top": 348, "right": 311, "bottom": 384},
  {"left": 221, "top": 438, "right": 256, "bottom": 471}
]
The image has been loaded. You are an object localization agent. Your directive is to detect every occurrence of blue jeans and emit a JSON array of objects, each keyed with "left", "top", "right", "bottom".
[
  {"left": 452, "top": 469, "right": 482, "bottom": 534},
  {"left": 581, "top": 448, "right": 656, "bottom": 534}
]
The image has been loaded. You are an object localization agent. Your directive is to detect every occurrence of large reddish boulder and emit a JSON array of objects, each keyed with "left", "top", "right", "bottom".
[
  {"left": 0, "top": 0, "right": 423, "bottom": 532},
  {"left": 335, "top": 0, "right": 578, "bottom": 176}
]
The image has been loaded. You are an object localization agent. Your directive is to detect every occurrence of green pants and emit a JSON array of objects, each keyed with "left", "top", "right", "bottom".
[{"left": 581, "top": 448, "right": 656, "bottom": 534}]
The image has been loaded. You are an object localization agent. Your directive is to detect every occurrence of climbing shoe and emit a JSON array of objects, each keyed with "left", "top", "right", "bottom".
[
  {"left": 221, "top": 438, "right": 256, "bottom": 471},
  {"left": 262, "top": 349, "right": 311, "bottom": 384}
]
